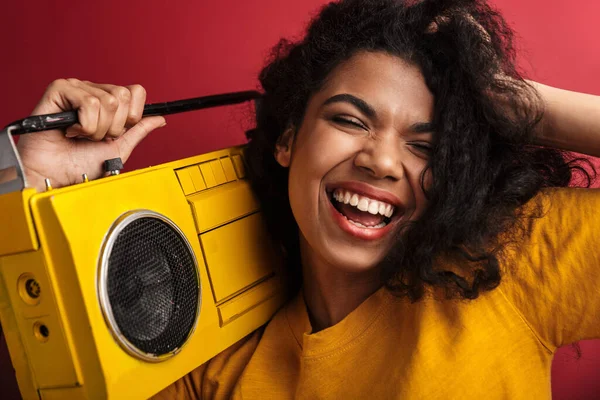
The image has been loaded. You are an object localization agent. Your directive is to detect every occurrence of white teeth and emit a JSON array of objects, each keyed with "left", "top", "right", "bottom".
[
  {"left": 346, "top": 217, "right": 387, "bottom": 229},
  {"left": 343, "top": 191, "right": 351, "bottom": 204},
  {"left": 385, "top": 204, "right": 393, "bottom": 218},
  {"left": 348, "top": 219, "right": 366, "bottom": 228},
  {"left": 357, "top": 198, "right": 369, "bottom": 212},
  {"left": 331, "top": 188, "right": 396, "bottom": 218},
  {"left": 367, "top": 202, "right": 379, "bottom": 215}
]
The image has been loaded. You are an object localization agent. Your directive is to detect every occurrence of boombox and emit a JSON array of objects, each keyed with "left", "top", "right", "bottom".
[{"left": 0, "top": 145, "right": 287, "bottom": 399}]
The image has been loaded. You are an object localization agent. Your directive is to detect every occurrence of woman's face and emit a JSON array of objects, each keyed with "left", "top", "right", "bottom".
[{"left": 276, "top": 51, "right": 434, "bottom": 274}]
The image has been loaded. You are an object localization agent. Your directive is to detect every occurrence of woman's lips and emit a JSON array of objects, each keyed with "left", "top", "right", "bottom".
[
  {"left": 326, "top": 181, "right": 404, "bottom": 208},
  {"left": 327, "top": 193, "right": 397, "bottom": 241}
]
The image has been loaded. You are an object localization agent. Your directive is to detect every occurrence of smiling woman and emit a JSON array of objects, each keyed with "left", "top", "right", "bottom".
[
  {"left": 244, "top": 0, "right": 583, "bottom": 308},
  {"left": 5, "top": 0, "right": 600, "bottom": 398},
  {"left": 285, "top": 55, "right": 431, "bottom": 244},
  {"left": 272, "top": 53, "right": 435, "bottom": 328}
]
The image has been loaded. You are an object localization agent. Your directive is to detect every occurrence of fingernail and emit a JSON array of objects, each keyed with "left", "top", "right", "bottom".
[
  {"left": 160, "top": 121, "right": 167, "bottom": 128},
  {"left": 65, "top": 131, "right": 78, "bottom": 138}
]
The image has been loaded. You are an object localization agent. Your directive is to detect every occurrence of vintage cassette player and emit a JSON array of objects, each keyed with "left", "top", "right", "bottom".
[{"left": 0, "top": 142, "right": 287, "bottom": 399}]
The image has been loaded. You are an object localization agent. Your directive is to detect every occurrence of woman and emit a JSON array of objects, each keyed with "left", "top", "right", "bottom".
[{"left": 15, "top": 0, "right": 600, "bottom": 398}]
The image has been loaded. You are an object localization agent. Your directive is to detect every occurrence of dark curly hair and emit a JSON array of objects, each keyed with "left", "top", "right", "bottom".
[{"left": 244, "top": 0, "right": 593, "bottom": 301}]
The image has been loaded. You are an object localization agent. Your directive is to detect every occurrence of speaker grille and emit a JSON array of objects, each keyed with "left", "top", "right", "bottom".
[{"left": 99, "top": 211, "right": 200, "bottom": 361}]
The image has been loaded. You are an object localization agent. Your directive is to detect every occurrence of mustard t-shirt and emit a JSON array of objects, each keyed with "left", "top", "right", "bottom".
[{"left": 153, "top": 188, "right": 600, "bottom": 399}]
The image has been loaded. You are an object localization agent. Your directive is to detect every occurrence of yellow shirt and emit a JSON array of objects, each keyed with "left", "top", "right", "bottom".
[{"left": 153, "top": 188, "right": 600, "bottom": 399}]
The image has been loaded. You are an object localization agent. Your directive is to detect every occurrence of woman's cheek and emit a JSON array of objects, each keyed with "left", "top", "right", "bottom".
[{"left": 303, "top": 120, "right": 363, "bottom": 158}]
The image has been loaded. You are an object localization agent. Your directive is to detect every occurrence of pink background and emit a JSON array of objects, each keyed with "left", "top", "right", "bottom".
[{"left": 0, "top": 0, "right": 598, "bottom": 398}]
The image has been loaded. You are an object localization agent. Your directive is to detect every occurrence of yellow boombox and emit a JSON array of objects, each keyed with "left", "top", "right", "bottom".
[{"left": 0, "top": 140, "right": 287, "bottom": 399}]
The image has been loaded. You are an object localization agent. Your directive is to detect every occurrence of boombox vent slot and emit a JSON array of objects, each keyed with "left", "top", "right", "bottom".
[{"left": 98, "top": 211, "right": 200, "bottom": 362}]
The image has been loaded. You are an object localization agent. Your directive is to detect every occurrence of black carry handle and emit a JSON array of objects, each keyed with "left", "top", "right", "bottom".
[{"left": 5, "top": 90, "right": 262, "bottom": 135}]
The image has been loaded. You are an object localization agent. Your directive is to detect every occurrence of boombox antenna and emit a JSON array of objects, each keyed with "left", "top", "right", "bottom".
[{"left": 0, "top": 90, "right": 262, "bottom": 195}]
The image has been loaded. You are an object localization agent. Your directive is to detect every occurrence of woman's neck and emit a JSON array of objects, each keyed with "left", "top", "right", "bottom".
[{"left": 299, "top": 237, "right": 382, "bottom": 333}]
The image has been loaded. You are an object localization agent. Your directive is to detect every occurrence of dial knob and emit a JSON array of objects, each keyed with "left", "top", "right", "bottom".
[{"left": 104, "top": 158, "right": 124, "bottom": 176}]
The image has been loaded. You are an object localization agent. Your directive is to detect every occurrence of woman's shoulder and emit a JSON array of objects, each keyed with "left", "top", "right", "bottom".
[
  {"left": 503, "top": 186, "right": 600, "bottom": 277},
  {"left": 150, "top": 326, "right": 265, "bottom": 399},
  {"left": 497, "top": 186, "right": 600, "bottom": 348},
  {"left": 151, "top": 296, "right": 298, "bottom": 400},
  {"left": 530, "top": 186, "right": 599, "bottom": 212},
  {"left": 511, "top": 186, "right": 600, "bottom": 247}
]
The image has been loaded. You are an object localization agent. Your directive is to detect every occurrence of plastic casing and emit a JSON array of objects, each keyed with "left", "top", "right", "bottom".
[{"left": 0, "top": 146, "right": 286, "bottom": 399}]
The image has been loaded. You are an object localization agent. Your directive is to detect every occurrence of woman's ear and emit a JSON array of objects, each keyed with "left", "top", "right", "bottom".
[{"left": 275, "top": 127, "right": 295, "bottom": 167}]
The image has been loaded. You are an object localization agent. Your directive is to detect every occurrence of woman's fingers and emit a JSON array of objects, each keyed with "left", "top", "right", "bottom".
[
  {"left": 81, "top": 81, "right": 132, "bottom": 138},
  {"left": 117, "top": 116, "right": 166, "bottom": 161},
  {"left": 425, "top": 16, "right": 449, "bottom": 34},
  {"left": 83, "top": 82, "right": 147, "bottom": 126},
  {"left": 19, "top": 79, "right": 162, "bottom": 192},
  {"left": 82, "top": 81, "right": 147, "bottom": 136},
  {"left": 125, "top": 84, "right": 147, "bottom": 127},
  {"left": 426, "top": 12, "right": 491, "bottom": 43},
  {"left": 34, "top": 79, "right": 148, "bottom": 142},
  {"left": 67, "top": 81, "right": 163, "bottom": 161},
  {"left": 64, "top": 79, "right": 121, "bottom": 140},
  {"left": 38, "top": 79, "right": 103, "bottom": 139}
]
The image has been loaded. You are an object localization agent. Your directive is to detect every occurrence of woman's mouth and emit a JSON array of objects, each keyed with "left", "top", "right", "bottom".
[
  {"left": 327, "top": 187, "right": 403, "bottom": 240},
  {"left": 331, "top": 188, "right": 394, "bottom": 228}
]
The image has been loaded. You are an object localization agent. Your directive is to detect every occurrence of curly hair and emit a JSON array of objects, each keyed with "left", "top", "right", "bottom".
[{"left": 244, "top": 0, "right": 594, "bottom": 301}]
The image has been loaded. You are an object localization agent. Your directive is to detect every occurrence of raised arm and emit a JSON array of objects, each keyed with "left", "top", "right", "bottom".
[
  {"left": 12, "top": 79, "right": 166, "bottom": 192},
  {"left": 531, "top": 81, "right": 600, "bottom": 157}
]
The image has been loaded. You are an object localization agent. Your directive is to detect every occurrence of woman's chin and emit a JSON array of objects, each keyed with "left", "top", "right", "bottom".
[{"left": 323, "top": 248, "right": 387, "bottom": 275}]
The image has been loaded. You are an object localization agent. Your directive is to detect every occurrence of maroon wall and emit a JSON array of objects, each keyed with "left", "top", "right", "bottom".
[{"left": 0, "top": 1, "right": 598, "bottom": 398}]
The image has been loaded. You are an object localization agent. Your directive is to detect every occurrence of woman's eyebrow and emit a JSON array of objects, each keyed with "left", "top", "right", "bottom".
[
  {"left": 323, "top": 94, "right": 433, "bottom": 132},
  {"left": 410, "top": 122, "right": 434, "bottom": 133},
  {"left": 323, "top": 93, "right": 376, "bottom": 118}
]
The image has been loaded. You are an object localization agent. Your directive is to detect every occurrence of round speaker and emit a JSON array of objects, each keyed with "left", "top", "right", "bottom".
[{"left": 98, "top": 210, "right": 200, "bottom": 362}]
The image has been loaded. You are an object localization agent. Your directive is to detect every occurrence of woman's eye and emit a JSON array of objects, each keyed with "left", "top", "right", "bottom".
[
  {"left": 332, "top": 116, "right": 367, "bottom": 130},
  {"left": 410, "top": 142, "right": 433, "bottom": 156}
]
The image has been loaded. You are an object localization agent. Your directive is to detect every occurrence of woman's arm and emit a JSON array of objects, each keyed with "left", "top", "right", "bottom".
[
  {"left": 530, "top": 81, "right": 600, "bottom": 157},
  {"left": 430, "top": 12, "right": 600, "bottom": 157},
  {"left": 15, "top": 79, "right": 165, "bottom": 192}
]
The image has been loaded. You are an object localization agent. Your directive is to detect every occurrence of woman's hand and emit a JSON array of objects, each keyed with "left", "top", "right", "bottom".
[
  {"left": 16, "top": 79, "right": 166, "bottom": 192},
  {"left": 427, "top": 10, "right": 600, "bottom": 156}
]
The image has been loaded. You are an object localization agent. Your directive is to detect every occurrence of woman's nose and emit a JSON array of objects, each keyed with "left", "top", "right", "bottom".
[{"left": 354, "top": 135, "right": 404, "bottom": 181}]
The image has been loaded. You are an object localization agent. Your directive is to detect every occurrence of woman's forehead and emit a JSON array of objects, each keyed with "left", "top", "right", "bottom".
[{"left": 315, "top": 51, "right": 434, "bottom": 118}]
